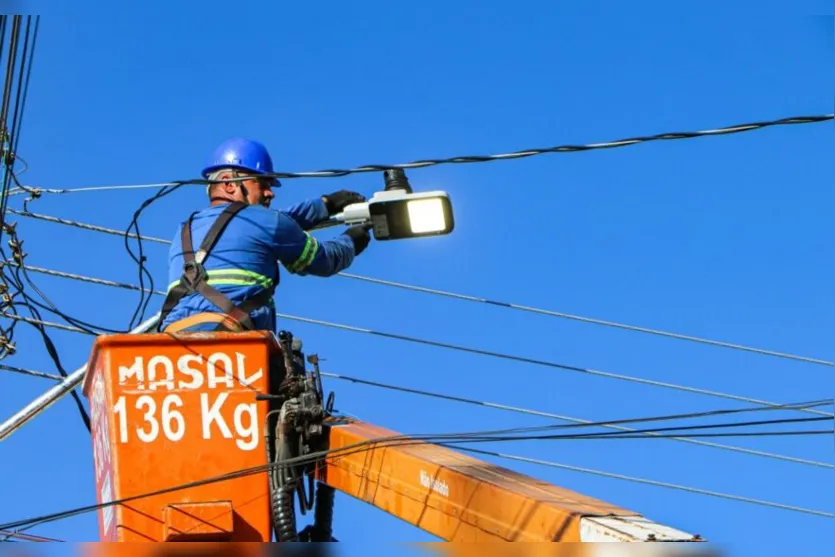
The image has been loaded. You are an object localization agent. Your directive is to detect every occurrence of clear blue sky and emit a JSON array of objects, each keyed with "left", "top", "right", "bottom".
[{"left": 0, "top": 5, "right": 832, "bottom": 555}]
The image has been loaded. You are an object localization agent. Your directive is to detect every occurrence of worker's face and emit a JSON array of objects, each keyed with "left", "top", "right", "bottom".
[
  {"left": 239, "top": 176, "right": 276, "bottom": 207},
  {"left": 211, "top": 171, "right": 276, "bottom": 207}
]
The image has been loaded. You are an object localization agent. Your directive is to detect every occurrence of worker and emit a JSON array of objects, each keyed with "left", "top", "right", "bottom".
[{"left": 157, "top": 137, "right": 372, "bottom": 334}]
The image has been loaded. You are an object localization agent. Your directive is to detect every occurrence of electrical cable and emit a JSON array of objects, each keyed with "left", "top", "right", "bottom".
[
  {"left": 7, "top": 208, "right": 832, "bottom": 367},
  {"left": 399, "top": 415, "right": 833, "bottom": 442},
  {"left": 8, "top": 113, "right": 833, "bottom": 330},
  {"left": 4, "top": 114, "right": 833, "bottom": 198},
  {"left": 7, "top": 263, "right": 833, "bottom": 420},
  {"left": 1, "top": 312, "right": 96, "bottom": 334},
  {"left": 336, "top": 273, "right": 833, "bottom": 366},
  {"left": 0, "top": 529, "right": 62, "bottom": 542},
  {"left": 1, "top": 261, "right": 129, "bottom": 333},
  {"left": 6, "top": 356, "right": 831, "bottom": 443},
  {"left": 278, "top": 313, "right": 835, "bottom": 418},
  {"left": 321, "top": 371, "right": 833, "bottom": 468},
  {"left": 0, "top": 362, "right": 62, "bottom": 380},
  {"left": 6, "top": 209, "right": 171, "bottom": 244},
  {"left": 3, "top": 21, "right": 829, "bottom": 544},
  {"left": 2, "top": 421, "right": 831, "bottom": 538},
  {"left": 123, "top": 181, "right": 184, "bottom": 329},
  {"left": 0, "top": 16, "right": 20, "bottom": 226},
  {"left": 0, "top": 216, "right": 92, "bottom": 432}
]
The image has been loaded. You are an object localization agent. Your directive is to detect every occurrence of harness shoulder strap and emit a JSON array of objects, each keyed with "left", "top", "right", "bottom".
[
  {"left": 158, "top": 202, "right": 276, "bottom": 333},
  {"left": 182, "top": 202, "right": 248, "bottom": 266}
]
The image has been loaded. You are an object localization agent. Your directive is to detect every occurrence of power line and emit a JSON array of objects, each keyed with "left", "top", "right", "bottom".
[
  {"left": 0, "top": 362, "right": 62, "bottom": 380},
  {"left": 8, "top": 209, "right": 831, "bottom": 367},
  {"left": 336, "top": 273, "right": 833, "bottom": 366},
  {"left": 5, "top": 114, "right": 833, "bottom": 196},
  {"left": 5, "top": 209, "right": 170, "bottom": 244},
  {"left": 278, "top": 313, "right": 835, "bottom": 417},
  {"left": 0, "top": 529, "right": 62, "bottom": 542},
  {"left": 2, "top": 421, "right": 830, "bottom": 537},
  {"left": 9, "top": 263, "right": 834, "bottom": 419},
  {"left": 321, "top": 371, "right": 833, "bottom": 468},
  {"left": 1, "top": 312, "right": 90, "bottom": 334}
]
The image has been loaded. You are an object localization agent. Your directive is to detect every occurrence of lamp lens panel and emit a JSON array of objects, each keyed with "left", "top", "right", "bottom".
[{"left": 407, "top": 198, "right": 446, "bottom": 234}]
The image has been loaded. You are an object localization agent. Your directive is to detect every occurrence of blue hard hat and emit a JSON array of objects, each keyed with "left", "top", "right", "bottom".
[{"left": 202, "top": 138, "right": 279, "bottom": 185}]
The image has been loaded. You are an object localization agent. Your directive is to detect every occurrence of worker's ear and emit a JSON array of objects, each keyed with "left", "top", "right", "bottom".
[{"left": 217, "top": 172, "right": 239, "bottom": 193}]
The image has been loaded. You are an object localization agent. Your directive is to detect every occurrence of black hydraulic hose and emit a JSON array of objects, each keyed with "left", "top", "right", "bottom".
[
  {"left": 273, "top": 482, "right": 298, "bottom": 542},
  {"left": 273, "top": 409, "right": 299, "bottom": 542},
  {"left": 310, "top": 483, "right": 336, "bottom": 542}
]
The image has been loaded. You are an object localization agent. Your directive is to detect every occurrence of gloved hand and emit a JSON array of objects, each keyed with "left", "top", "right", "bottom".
[
  {"left": 343, "top": 224, "right": 372, "bottom": 256},
  {"left": 323, "top": 190, "right": 366, "bottom": 215}
]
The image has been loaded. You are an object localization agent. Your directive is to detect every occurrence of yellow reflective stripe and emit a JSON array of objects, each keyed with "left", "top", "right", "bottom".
[
  {"left": 166, "top": 268, "right": 274, "bottom": 292},
  {"left": 288, "top": 233, "right": 319, "bottom": 273},
  {"left": 205, "top": 269, "right": 272, "bottom": 283}
]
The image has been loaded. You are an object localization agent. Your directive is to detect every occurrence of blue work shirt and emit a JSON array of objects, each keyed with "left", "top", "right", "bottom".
[{"left": 160, "top": 198, "right": 355, "bottom": 332}]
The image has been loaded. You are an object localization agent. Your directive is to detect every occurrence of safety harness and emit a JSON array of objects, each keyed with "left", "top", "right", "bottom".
[{"left": 158, "top": 201, "right": 277, "bottom": 333}]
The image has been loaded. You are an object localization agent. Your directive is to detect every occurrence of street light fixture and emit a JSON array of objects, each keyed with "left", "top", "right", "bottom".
[{"left": 325, "top": 169, "right": 455, "bottom": 240}]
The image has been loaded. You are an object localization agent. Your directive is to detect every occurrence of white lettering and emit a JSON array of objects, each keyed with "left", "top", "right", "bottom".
[
  {"left": 116, "top": 352, "right": 262, "bottom": 393},
  {"left": 118, "top": 356, "right": 144, "bottom": 388},
  {"left": 207, "top": 353, "right": 235, "bottom": 390},
  {"left": 201, "top": 392, "right": 232, "bottom": 439},
  {"left": 233, "top": 402, "right": 258, "bottom": 451},
  {"left": 113, "top": 396, "right": 128, "bottom": 444},
  {"left": 177, "top": 354, "right": 204, "bottom": 390},
  {"left": 420, "top": 470, "right": 449, "bottom": 497},
  {"left": 110, "top": 348, "right": 266, "bottom": 450},
  {"left": 236, "top": 352, "right": 263, "bottom": 387},
  {"left": 161, "top": 394, "right": 185, "bottom": 441},
  {"left": 147, "top": 355, "right": 175, "bottom": 391},
  {"left": 135, "top": 395, "right": 159, "bottom": 443}
]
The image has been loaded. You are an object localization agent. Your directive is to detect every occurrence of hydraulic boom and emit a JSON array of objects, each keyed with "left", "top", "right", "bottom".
[{"left": 80, "top": 329, "right": 703, "bottom": 543}]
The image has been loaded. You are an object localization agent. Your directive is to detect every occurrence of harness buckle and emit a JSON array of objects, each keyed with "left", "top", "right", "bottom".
[{"left": 180, "top": 260, "right": 208, "bottom": 294}]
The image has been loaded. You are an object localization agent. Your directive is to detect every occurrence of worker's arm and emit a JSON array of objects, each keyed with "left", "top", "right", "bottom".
[
  {"left": 281, "top": 191, "right": 366, "bottom": 232},
  {"left": 280, "top": 198, "right": 329, "bottom": 231},
  {"left": 273, "top": 213, "right": 370, "bottom": 277}
]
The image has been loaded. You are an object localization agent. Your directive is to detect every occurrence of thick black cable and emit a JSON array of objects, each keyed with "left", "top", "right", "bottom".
[
  {"left": 124, "top": 182, "right": 184, "bottom": 329},
  {"left": 3, "top": 416, "right": 832, "bottom": 536},
  {"left": 264, "top": 115, "right": 835, "bottom": 179},
  {"left": 10, "top": 16, "right": 36, "bottom": 158},
  {"left": 0, "top": 17, "right": 39, "bottom": 349},
  {"left": 0, "top": 186, "right": 92, "bottom": 432},
  {"left": 0, "top": 15, "right": 35, "bottom": 228},
  {"left": 0, "top": 16, "right": 20, "bottom": 250},
  {"left": 16, "top": 114, "right": 829, "bottom": 190},
  {"left": 407, "top": 415, "right": 832, "bottom": 443},
  {"left": 12, "top": 269, "right": 123, "bottom": 334},
  {"left": 322, "top": 371, "right": 833, "bottom": 468},
  {"left": 5, "top": 291, "right": 91, "bottom": 432}
]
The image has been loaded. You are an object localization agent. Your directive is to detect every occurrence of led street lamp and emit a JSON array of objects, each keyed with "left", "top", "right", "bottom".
[{"left": 326, "top": 169, "right": 455, "bottom": 240}]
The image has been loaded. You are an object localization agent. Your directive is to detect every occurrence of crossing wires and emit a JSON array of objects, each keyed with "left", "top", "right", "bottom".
[
  {"left": 1, "top": 109, "right": 832, "bottom": 538},
  {"left": 4, "top": 208, "right": 833, "bottom": 366},
  {"left": 9, "top": 112, "right": 830, "bottom": 343},
  {"left": 0, "top": 16, "right": 92, "bottom": 433}
]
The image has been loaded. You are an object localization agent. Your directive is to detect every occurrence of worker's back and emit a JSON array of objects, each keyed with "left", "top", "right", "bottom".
[{"left": 161, "top": 201, "right": 355, "bottom": 332}]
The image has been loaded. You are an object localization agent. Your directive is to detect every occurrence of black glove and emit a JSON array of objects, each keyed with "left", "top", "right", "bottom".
[
  {"left": 343, "top": 224, "right": 372, "bottom": 256},
  {"left": 323, "top": 190, "right": 366, "bottom": 215}
]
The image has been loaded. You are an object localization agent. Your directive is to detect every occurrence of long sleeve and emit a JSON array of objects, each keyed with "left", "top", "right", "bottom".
[
  {"left": 271, "top": 212, "right": 355, "bottom": 277},
  {"left": 280, "top": 197, "right": 330, "bottom": 231}
]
